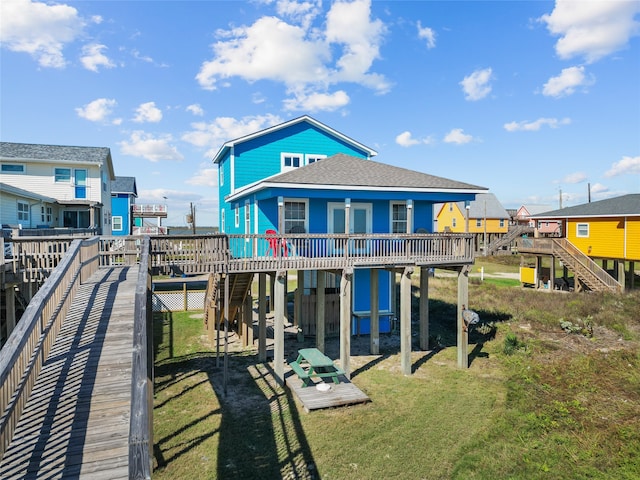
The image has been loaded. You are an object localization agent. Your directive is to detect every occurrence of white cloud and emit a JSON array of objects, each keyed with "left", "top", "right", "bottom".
[
  {"left": 540, "top": 0, "right": 640, "bottom": 63},
  {"left": 504, "top": 117, "right": 571, "bottom": 132},
  {"left": 0, "top": 0, "right": 85, "bottom": 68},
  {"left": 562, "top": 172, "right": 587, "bottom": 184},
  {"left": 186, "top": 104, "right": 204, "bottom": 116},
  {"left": 604, "top": 155, "right": 640, "bottom": 177},
  {"left": 80, "top": 43, "right": 115, "bottom": 72},
  {"left": 283, "top": 90, "right": 349, "bottom": 112},
  {"left": 459, "top": 68, "right": 493, "bottom": 101},
  {"left": 542, "top": 66, "right": 593, "bottom": 97},
  {"left": 395, "top": 131, "right": 434, "bottom": 147},
  {"left": 181, "top": 114, "right": 282, "bottom": 157},
  {"left": 133, "top": 102, "right": 163, "bottom": 123},
  {"left": 119, "top": 131, "right": 184, "bottom": 162},
  {"left": 590, "top": 183, "right": 608, "bottom": 194},
  {"left": 186, "top": 165, "right": 218, "bottom": 187},
  {"left": 75, "top": 98, "right": 119, "bottom": 123},
  {"left": 196, "top": 0, "right": 389, "bottom": 111},
  {"left": 443, "top": 128, "right": 473, "bottom": 144},
  {"left": 417, "top": 21, "right": 436, "bottom": 49}
]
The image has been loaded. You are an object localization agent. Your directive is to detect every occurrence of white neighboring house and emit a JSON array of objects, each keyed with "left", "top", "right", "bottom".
[{"left": 0, "top": 142, "right": 115, "bottom": 235}]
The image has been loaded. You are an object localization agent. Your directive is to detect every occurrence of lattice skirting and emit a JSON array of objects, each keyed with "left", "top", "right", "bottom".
[{"left": 152, "top": 291, "right": 206, "bottom": 312}]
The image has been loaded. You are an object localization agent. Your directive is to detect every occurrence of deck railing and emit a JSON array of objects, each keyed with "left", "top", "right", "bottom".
[
  {"left": 0, "top": 237, "right": 99, "bottom": 457},
  {"left": 129, "top": 237, "right": 154, "bottom": 479}
]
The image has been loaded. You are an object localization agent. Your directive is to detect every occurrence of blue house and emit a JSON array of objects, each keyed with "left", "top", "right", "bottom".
[
  {"left": 110, "top": 176, "right": 137, "bottom": 236},
  {"left": 213, "top": 116, "right": 487, "bottom": 376}
]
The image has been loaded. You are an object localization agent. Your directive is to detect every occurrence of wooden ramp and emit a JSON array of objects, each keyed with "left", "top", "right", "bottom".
[
  {"left": 0, "top": 266, "right": 138, "bottom": 480},
  {"left": 285, "top": 371, "right": 370, "bottom": 412}
]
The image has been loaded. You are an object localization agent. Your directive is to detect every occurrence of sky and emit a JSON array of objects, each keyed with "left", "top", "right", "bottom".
[{"left": 1, "top": 0, "right": 639, "bottom": 227}]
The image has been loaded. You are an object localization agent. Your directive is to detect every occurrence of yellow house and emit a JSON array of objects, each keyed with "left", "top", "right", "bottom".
[
  {"left": 436, "top": 193, "right": 509, "bottom": 252},
  {"left": 532, "top": 194, "right": 640, "bottom": 289}
]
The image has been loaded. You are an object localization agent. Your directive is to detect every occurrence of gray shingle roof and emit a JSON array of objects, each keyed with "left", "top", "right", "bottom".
[
  {"left": 1, "top": 142, "right": 111, "bottom": 164},
  {"left": 112, "top": 176, "right": 137, "bottom": 195},
  {"left": 263, "top": 153, "right": 486, "bottom": 190},
  {"left": 455, "top": 193, "right": 509, "bottom": 219},
  {"left": 532, "top": 194, "right": 640, "bottom": 218}
]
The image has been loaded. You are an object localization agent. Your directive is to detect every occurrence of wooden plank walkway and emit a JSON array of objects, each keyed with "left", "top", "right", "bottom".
[
  {"left": 285, "top": 370, "right": 370, "bottom": 413},
  {"left": 0, "top": 266, "right": 138, "bottom": 480}
]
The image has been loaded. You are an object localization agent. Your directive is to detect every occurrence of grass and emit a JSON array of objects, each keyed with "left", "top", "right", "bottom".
[{"left": 152, "top": 259, "right": 640, "bottom": 480}]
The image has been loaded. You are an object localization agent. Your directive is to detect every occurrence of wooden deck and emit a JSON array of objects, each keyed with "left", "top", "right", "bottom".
[
  {"left": 0, "top": 266, "right": 138, "bottom": 479},
  {"left": 285, "top": 370, "right": 370, "bottom": 413}
]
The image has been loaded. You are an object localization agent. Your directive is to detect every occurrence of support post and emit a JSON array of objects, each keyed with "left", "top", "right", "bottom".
[
  {"left": 294, "top": 269, "right": 303, "bottom": 328},
  {"left": 419, "top": 267, "right": 429, "bottom": 350},
  {"left": 274, "top": 270, "right": 286, "bottom": 384},
  {"left": 549, "top": 255, "right": 556, "bottom": 291},
  {"left": 243, "top": 292, "right": 253, "bottom": 347},
  {"left": 258, "top": 273, "right": 267, "bottom": 362},
  {"left": 618, "top": 261, "right": 626, "bottom": 290},
  {"left": 370, "top": 269, "right": 379, "bottom": 355},
  {"left": 223, "top": 274, "right": 229, "bottom": 395},
  {"left": 316, "top": 270, "right": 326, "bottom": 353},
  {"left": 400, "top": 267, "right": 413, "bottom": 375},
  {"left": 457, "top": 266, "right": 470, "bottom": 368},
  {"left": 340, "top": 269, "right": 352, "bottom": 378}
]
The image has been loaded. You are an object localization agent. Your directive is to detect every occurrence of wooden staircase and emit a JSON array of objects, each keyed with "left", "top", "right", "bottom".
[
  {"left": 204, "top": 272, "right": 254, "bottom": 329},
  {"left": 486, "top": 225, "right": 534, "bottom": 255},
  {"left": 519, "top": 237, "right": 623, "bottom": 293}
]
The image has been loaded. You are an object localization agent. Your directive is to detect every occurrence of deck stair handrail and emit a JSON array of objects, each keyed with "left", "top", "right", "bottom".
[
  {"left": 128, "top": 236, "right": 154, "bottom": 479},
  {"left": 551, "top": 238, "right": 622, "bottom": 292},
  {"left": 520, "top": 237, "right": 622, "bottom": 293},
  {"left": 485, "top": 225, "right": 533, "bottom": 255},
  {"left": 0, "top": 236, "right": 100, "bottom": 458}
]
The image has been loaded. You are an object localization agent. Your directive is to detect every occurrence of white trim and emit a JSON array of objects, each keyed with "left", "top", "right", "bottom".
[
  {"left": 390, "top": 201, "right": 408, "bottom": 234},
  {"left": 283, "top": 198, "right": 309, "bottom": 233},
  {"left": 112, "top": 215, "right": 123, "bottom": 231},
  {"left": 281, "top": 152, "right": 303, "bottom": 171},
  {"left": 234, "top": 204, "right": 239, "bottom": 228},
  {"left": 220, "top": 209, "right": 225, "bottom": 233},
  {"left": 1, "top": 163, "right": 25, "bottom": 174},
  {"left": 244, "top": 200, "right": 250, "bottom": 235},
  {"left": 230, "top": 146, "right": 235, "bottom": 194},
  {"left": 227, "top": 181, "right": 486, "bottom": 202},
  {"left": 306, "top": 154, "right": 326, "bottom": 165},
  {"left": 576, "top": 222, "right": 589, "bottom": 238}
]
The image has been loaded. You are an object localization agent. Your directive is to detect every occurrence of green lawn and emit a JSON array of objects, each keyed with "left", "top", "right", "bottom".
[{"left": 152, "top": 274, "right": 640, "bottom": 480}]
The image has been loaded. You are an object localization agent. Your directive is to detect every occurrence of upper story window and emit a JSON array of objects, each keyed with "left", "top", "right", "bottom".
[
  {"left": 576, "top": 223, "right": 589, "bottom": 237},
  {"left": 391, "top": 202, "right": 407, "bottom": 234},
  {"left": 476, "top": 219, "right": 482, "bottom": 228},
  {"left": 500, "top": 219, "right": 505, "bottom": 228},
  {"left": 219, "top": 164, "right": 224, "bottom": 187},
  {"left": 1, "top": 164, "right": 25, "bottom": 174},
  {"left": 55, "top": 167, "right": 71, "bottom": 182},
  {"left": 448, "top": 203, "right": 453, "bottom": 212},
  {"left": 112, "top": 216, "right": 123, "bottom": 231},
  {"left": 452, "top": 218, "right": 457, "bottom": 228},
  {"left": 281, "top": 153, "right": 302, "bottom": 171},
  {"left": 306, "top": 154, "right": 326, "bottom": 165}
]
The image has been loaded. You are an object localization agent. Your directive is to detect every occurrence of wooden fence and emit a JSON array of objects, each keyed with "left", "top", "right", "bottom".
[{"left": 0, "top": 237, "right": 99, "bottom": 457}]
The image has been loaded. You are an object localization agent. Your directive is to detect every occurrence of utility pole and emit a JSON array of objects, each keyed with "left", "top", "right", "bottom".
[{"left": 188, "top": 202, "right": 196, "bottom": 234}]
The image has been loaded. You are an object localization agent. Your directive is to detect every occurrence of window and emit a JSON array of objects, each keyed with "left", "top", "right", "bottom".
[
  {"left": 306, "top": 154, "right": 326, "bottom": 165},
  {"left": 234, "top": 205, "right": 240, "bottom": 227},
  {"left": 55, "top": 168, "right": 71, "bottom": 182},
  {"left": 281, "top": 153, "right": 302, "bottom": 171},
  {"left": 500, "top": 219, "right": 505, "bottom": 228},
  {"left": 102, "top": 171, "right": 107, "bottom": 192},
  {"left": 576, "top": 223, "right": 589, "bottom": 238},
  {"left": 113, "top": 216, "right": 123, "bottom": 231},
  {"left": 1, "top": 164, "right": 25, "bottom": 174},
  {"left": 17, "top": 201, "right": 29, "bottom": 222},
  {"left": 284, "top": 200, "right": 307, "bottom": 233},
  {"left": 63, "top": 210, "right": 90, "bottom": 228},
  {"left": 452, "top": 218, "right": 457, "bottom": 228},
  {"left": 41, "top": 206, "right": 52, "bottom": 223},
  {"left": 449, "top": 203, "right": 453, "bottom": 212},
  {"left": 220, "top": 209, "right": 225, "bottom": 233},
  {"left": 219, "top": 164, "right": 224, "bottom": 187},
  {"left": 476, "top": 219, "right": 482, "bottom": 228},
  {"left": 244, "top": 201, "right": 251, "bottom": 234},
  {"left": 391, "top": 202, "right": 407, "bottom": 234}
]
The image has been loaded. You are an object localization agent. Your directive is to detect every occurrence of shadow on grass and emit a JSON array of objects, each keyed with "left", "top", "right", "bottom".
[{"left": 153, "top": 311, "right": 319, "bottom": 479}]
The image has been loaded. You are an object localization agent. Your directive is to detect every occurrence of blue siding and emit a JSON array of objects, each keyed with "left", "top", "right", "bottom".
[{"left": 111, "top": 194, "right": 130, "bottom": 236}]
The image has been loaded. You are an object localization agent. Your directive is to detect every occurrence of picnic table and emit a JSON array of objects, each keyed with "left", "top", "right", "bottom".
[{"left": 289, "top": 348, "right": 344, "bottom": 387}]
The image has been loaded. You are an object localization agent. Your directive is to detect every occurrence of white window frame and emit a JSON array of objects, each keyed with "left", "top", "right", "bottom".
[
  {"left": 284, "top": 199, "right": 308, "bottom": 233},
  {"left": 476, "top": 219, "right": 482, "bottom": 228},
  {"left": 576, "top": 223, "right": 589, "bottom": 238},
  {"left": 112, "top": 216, "right": 123, "bottom": 231},
  {"left": 281, "top": 152, "right": 303, "bottom": 171},
  {"left": 234, "top": 204, "right": 240, "bottom": 228},
  {"left": 2, "top": 164, "right": 25, "bottom": 174},
  {"left": 219, "top": 163, "right": 224, "bottom": 187},
  {"left": 306, "top": 154, "right": 326, "bottom": 165},
  {"left": 55, "top": 167, "right": 72, "bottom": 183},
  {"left": 244, "top": 200, "right": 251, "bottom": 235},
  {"left": 390, "top": 201, "right": 408, "bottom": 234},
  {"left": 220, "top": 209, "right": 226, "bottom": 233},
  {"left": 17, "top": 201, "right": 29, "bottom": 222}
]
